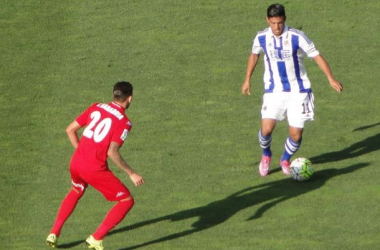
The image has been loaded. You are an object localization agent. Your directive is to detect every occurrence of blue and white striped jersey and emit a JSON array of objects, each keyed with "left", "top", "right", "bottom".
[{"left": 252, "top": 25, "right": 319, "bottom": 93}]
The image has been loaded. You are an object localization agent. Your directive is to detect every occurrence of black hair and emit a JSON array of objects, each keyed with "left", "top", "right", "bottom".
[
  {"left": 267, "top": 4, "right": 286, "bottom": 18},
  {"left": 113, "top": 81, "right": 133, "bottom": 102}
]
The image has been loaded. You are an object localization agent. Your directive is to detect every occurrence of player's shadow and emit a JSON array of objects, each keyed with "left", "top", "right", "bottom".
[
  {"left": 112, "top": 163, "right": 368, "bottom": 250},
  {"left": 352, "top": 122, "right": 380, "bottom": 132},
  {"left": 310, "top": 123, "right": 380, "bottom": 164}
]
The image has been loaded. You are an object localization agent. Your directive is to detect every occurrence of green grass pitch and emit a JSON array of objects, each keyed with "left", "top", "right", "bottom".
[{"left": 1, "top": 0, "right": 380, "bottom": 249}]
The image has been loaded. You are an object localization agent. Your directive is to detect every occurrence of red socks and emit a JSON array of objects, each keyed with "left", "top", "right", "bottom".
[
  {"left": 50, "top": 190, "right": 134, "bottom": 240},
  {"left": 93, "top": 198, "right": 134, "bottom": 240},
  {"left": 50, "top": 189, "right": 83, "bottom": 236}
]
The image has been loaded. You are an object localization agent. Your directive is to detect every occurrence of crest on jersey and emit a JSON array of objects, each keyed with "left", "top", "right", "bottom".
[{"left": 270, "top": 49, "right": 291, "bottom": 60}]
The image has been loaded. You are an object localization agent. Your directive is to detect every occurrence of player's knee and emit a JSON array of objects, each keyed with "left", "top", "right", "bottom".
[
  {"left": 120, "top": 196, "right": 134, "bottom": 207},
  {"left": 289, "top": 128, "right": 303, "bottom": 142},
  {"left": 261, "top": 121, "right": 276, "bottom": 136},
  {"left": 289, "top": 134, "right": 302, "bottom": 143},
  {"left": 71, "top": 187, "right": 85, "bottom": 199}
]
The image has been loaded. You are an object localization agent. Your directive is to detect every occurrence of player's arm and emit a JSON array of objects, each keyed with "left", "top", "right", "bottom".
[
  {"left": 66, "top": 120, "right": 82, "bottom": 149},
  {"left": 313, "top": 54, "right": 343, "bottom": 93},
  {"left": 242, "top": 53, "right": 260, "bottom": 96},
  {"left": 107, "top": 141, "right": 144, "bottom": 187}
]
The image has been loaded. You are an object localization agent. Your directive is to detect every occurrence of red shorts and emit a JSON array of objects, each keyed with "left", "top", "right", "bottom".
[{"left": 70, "top": 168, "right": 131, "bottom": 201}]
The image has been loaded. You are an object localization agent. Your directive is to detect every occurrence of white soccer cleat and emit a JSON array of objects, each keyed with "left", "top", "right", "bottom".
[
  {"left": 86, "top": 235, "right": 104, "bottom": 250},
  {"left": 46, "top": 233, "right": 58, "bottom": 248}
]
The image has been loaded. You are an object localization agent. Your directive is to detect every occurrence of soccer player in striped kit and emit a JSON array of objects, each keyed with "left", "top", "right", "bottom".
[{"left": 241, "top": 4, "right": 342, "bottom": 176}]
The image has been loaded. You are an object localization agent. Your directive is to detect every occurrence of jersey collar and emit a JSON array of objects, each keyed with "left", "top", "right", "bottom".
[
  {"left": 269, "top": 25, "right": 289, "bottom": 38},
  {"left": 110, "top": 102, "right": 125, "bottom": 112}
]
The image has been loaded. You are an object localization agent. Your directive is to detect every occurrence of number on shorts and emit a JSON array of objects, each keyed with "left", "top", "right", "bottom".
[
  {"left": 302, "top": 102, "right": 311, "bottom": 114},
  {"left": 83, "top": 111, "right": 112, "bottom": 142}
]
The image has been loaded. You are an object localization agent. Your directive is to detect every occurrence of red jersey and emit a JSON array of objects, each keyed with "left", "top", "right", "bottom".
[{"left": 70, "top": 102, "right": 132, "bottom": 172}]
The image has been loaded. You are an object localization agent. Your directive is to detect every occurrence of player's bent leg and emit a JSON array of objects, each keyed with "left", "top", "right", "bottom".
[
  {"left": 258, "top": 119, "right": 277, "bottom": 176},
  {"left": 260, "top": 118, "right": 277, "bottom": 136},
  {"left": 281, "top": 127, "right": 303, "bottom": 175},
  {"left": 86, "top": 170, "right": 134, "bottom": 247},
  {"left": 92, "top": 197, "right": 135, "bottom": 241},
  {"left": 288, "top": 126, "right": 303, "bottom": 143},
  {"left": 49, "top": 188, "right": 84, "bottom": 239},
  {"left": 258, "top": 130, "right": 272, "bottom": 157}
]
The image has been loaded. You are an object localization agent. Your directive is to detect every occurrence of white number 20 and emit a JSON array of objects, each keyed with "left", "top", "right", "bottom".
[{"left": 83, "top": 111, "right": 112, "bottom": 143}]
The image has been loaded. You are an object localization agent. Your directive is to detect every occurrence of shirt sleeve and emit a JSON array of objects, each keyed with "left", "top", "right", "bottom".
[
  {"left": 111, "top": 120, "right": 132, "bottom": 146},
  {"left": 298, "top": 32, "right": 319, "bottom": 58},
  {"left": 251, "top": 35, "right": 263, "bottom": 54}
]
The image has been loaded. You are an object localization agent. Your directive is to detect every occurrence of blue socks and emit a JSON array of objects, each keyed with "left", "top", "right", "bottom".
[
  {"left": 259, "top": 131, "right": 302, "bottom": 161},
  {"left": 281, "top": 136, "right": 302, "bottom": 161},
  {"left": 258, "top": 130, "right": 272, "bottom": 157}
]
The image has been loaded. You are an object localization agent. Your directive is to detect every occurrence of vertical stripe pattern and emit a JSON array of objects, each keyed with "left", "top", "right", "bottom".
[
  {"left": 291, "top": 35, "right": 305, "bottom": 92},
  {"left": 251, "top": 26, "right": 318, "bottom": 93},
  {"left": 259, "top": 35, "right": 275, "bottom": 92}
]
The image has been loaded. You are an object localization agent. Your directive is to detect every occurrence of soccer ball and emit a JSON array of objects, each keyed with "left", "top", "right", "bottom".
[{"left": 290, "top": 158, "right": 313, "bottom": 181}]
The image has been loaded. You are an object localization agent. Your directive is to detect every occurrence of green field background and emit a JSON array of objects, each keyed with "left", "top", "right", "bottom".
[{"left": 1, "top": 0, "right": 380, "bottom": 249}]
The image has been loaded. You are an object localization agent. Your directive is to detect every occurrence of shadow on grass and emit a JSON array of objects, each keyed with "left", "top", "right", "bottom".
[
  {"left": 352, "top": 122, "right": 380, "bottom": 132},
  {"left": 310, "top": 126, "right": 380, "bottom": 164},
  {"left": 58, "top": 124, "right": 378, "bottom": 249},
  {"left": 58, "top": 239, "right": 84, "bottom": 248},
  {"left": 58, "top": 163, "right": 368, "bottom": 249},
  {"left": 111, "top": 163, "right": 368, "bottom": 250}
]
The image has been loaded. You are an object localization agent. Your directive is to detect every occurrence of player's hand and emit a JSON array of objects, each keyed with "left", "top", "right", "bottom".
[
  {"left": 329, "top": 78, "right": 343, "bottom": 93},
  {"left": 241, "top": 81, "right": 251, "bottom": 96},
  {"left": 130, "top": 173, "right": 144, "bottom": 186}
]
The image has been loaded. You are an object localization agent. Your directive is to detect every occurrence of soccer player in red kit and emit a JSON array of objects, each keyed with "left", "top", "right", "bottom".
[{"left": 46, "top": 81, "right": 144, "bottom": 250}]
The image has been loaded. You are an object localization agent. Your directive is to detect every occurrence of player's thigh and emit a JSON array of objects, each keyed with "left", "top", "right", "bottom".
[
  {"left": 86, "top": 170, "right": 131, "bottom": 201},
  {"left": 70, "top": 167, "right": 88, "bottom": 194},
  {"left": 287, "top": 92, "right": 314, "bottom": 128},
  {"left": 261, "top": 93, "right": 287, "bottom": 121}
]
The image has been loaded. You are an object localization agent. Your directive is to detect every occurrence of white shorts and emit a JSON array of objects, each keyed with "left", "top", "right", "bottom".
[{"left": 261, "top": 92, "right": 314, "bottom": 128}]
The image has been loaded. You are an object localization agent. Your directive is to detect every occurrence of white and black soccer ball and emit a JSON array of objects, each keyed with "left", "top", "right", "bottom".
[{"left": 290, "top": 158, "right": 313, "bottom": 181}]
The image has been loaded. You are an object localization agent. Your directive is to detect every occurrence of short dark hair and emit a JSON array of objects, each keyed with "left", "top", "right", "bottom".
[
  {"left": 113, "top": 81, "right": 133, "bottom": 102},
  {"left": 267, "top": 4, "right": 286, "bottom": 18}
]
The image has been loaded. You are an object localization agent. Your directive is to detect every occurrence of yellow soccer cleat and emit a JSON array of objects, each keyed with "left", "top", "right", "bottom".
[
  {"left": 86, "top": 235, "right": 104, "bottom": 250},
  {"left": 46, "top": 233, "right": 58, "bottom": 248}
]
